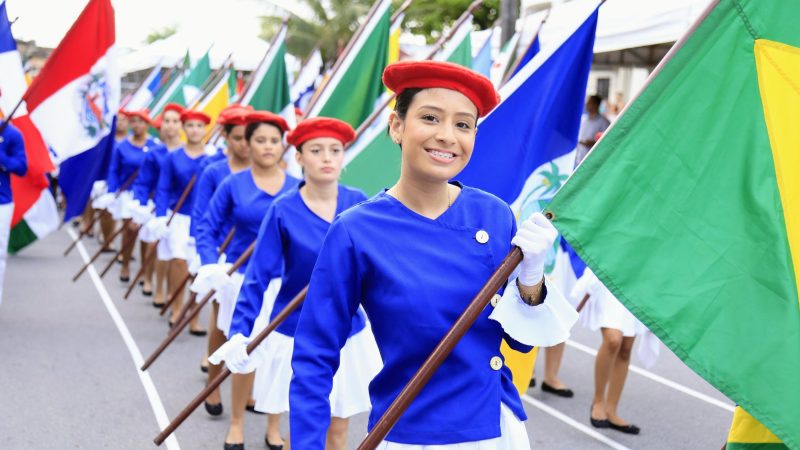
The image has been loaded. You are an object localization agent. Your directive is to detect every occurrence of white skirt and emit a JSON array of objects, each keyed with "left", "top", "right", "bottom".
[
  {"left": 377, "top": 403, "right": 530, "bottom": 450},
  {"left": 109, "top": 190, "right": 136, "bottom": 220},
  {"left": 215, "top": 271, "right": 244, "bottom": 335},
  {"left": 252, "top": 323, "right": 382, "bottom": 417},
  {"left": 164, "top": 212, "right": 195, "bottom": 261}
]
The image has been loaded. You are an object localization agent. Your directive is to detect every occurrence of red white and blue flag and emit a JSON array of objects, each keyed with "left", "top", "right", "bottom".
[
  {"left": 0, "top": 0, "right": 58, "bottom": 253},
  {"left": 24, "top": 0, "right": 119, "bottom": 222}
]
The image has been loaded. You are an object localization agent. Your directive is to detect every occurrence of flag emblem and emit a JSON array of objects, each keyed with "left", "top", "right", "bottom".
[{"left": 78, "top": 71, "right": 113, "bottom": 138}]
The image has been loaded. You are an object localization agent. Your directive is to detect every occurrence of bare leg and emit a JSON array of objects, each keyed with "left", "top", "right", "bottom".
[
  {"left": 99, "top": 211, "right": 115, "bottom": 247},
  {"left": 266, "top": 414, "right": 283, "bottom": 447},
  {"left": 142, "top": 241, "right": 154, "bottom": 293},
  {"left": 154, "top": 259, "right": 168, "bottom": 305},
  {"left": 326, "top": 417, "right": 349, "bottom": 450},
  {"left": 592, "top": 328, "right": 623, "bottom": 420},
  {"left": 120, "top": 219, "right": 135, "bottom": 279},
  {"left": 80, "top": 205, "right": 95, "bottom": 235},
  {"left": 544, "top": 343, "right": 568, "bottom": 389},
  {"left": 606, "top": 336, "right": 635, "bottom": 425},
  {"left": 206, "top": 302, "right": 225, "bottom": 405},
  {"left": 225, "top": 372, "right": 255, "bottom": 445},
  {"left": 168, "top": 258, "right": 187, "bottom": 324}
]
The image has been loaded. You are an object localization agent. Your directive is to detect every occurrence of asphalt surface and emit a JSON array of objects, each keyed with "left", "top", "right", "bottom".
[{"left": 0, "top": 228, "right": 735, "bottom": 449}]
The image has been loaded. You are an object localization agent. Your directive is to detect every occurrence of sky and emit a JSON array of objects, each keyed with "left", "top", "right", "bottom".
[{"left": 5, "top": 0, "right": 311, "bottom": 50}]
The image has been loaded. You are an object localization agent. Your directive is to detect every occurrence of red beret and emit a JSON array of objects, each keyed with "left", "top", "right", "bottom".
[
  {"left": 180, "top": 109, "right": 211, "bottom": 125},
  {"left": 163, "top": 103, "right": 184, "bottom": 115},
  {"left": 382, "top": 60, "right": 500, "bottom": 117},
  {"left": 125, "top": 109, "right": 152, "bottom": 125},
  {"left": 218, "top": 104, "right": 254, "bottom": 126},
  {"left": 151, "top": 113, "right": 163, "bottom": 129},
  {"left": 287, "top": 117, "right": 355, "bottom": 147},
  {"left": 244, "top": 111, "right": 290, "bottom": 133}
]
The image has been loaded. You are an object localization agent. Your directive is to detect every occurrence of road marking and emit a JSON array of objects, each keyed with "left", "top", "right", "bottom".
[
  {"left": 522, "top": 395, "right": 633, "bottom": 450},
  {"left": 565, "top": 339, "right": 735, "bottom": 412},
  {"left": 69, "top": 229, "right": 181, "bottom": 450}
]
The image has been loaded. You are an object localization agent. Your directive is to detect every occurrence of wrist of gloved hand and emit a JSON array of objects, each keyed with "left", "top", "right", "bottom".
[{"left": 511, "top": 212, "right": 558, "bottom": 286}]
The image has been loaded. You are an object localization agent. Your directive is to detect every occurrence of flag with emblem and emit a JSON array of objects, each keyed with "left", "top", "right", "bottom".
[
  {"left": 0, "top": 0, "right": 58, "bottom": 253},
  {"left": 547, "top": 0, "right": 800, "bottom": 445},
  {"left": 23, "top": 0, "right": 118, "bottom": 222}
]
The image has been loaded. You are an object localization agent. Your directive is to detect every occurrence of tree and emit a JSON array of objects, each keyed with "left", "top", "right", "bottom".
[
  {"left": 404, "top": 0, "right": 499, "bottom": 43},
  {"left": 144, "top": 25, "right": 178, "bottom": 44}
]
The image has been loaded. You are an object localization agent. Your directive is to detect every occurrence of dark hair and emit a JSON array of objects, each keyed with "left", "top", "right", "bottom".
[
  {"left": 245, "top": 121, "right": 284, "bottom": 142},
  {"left": 588, "top": 95, "right": 603, "bottom": 107},
  {"left": 223, "top": 124, "right": 237, "bottom": 135},
  {"left": 393, "top": 88, "right": 423, "bottom": 120}
]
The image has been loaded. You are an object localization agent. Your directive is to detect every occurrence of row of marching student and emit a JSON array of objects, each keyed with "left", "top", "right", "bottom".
[{"left": 80, "top": 59, "right": 658, "bottom": 449}]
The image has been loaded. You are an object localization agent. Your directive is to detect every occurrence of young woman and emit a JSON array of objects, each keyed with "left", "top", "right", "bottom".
[
  {"left": 212, "top": 117, "right": 382, "bottom": 450},
  {"left": 286, "top": 61, "right": 579, "bottom": 448},
  {"left": 131, "top": 103, "right": 184, "bottom": 303},
  {"left": 96, "top": 109, "right": 156, "bottom": 282},
  {"left": 149, "top": 109, "right": 214, "bottom": 334},
  {"left": 571, "top": 267, "right": 659, "bottom": 435},
  {"left": 196, "top": 111, "right": 300, "bottom": 445}
]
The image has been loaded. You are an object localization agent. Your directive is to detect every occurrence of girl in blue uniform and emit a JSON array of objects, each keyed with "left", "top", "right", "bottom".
[
  {"left": 131, "top": 103, "right": 184, "bottom": 303},
  {"left": 148, "top": 109, "right": 212, "bottom": 333},
  {"left": 196, "top": 111, "right": 300, "bottom": 445},
  {"left": 287, "top": 61, "right": 579, "bottom": 449},
  {"left": 212, "top": 117, "right": 382, "bottom": 450},
  {"left": 95, "top": 109, "right": 156, "bottom": 282}
]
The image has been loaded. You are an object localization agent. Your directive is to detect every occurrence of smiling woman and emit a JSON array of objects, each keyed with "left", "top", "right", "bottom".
[{"left": 287, "top": 60, "right": 579, "bottom": 449}]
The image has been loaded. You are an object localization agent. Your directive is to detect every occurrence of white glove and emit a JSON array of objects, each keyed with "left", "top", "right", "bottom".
[
  {"left": 511, "top": 212, "right": 559, "bottom": 286},
  {"left": 130, "top": 203, "right": 153, "bottom": 225},
  {"left": 208, "top": 333, "right": 257, "bottom": 374},
  {"left": 571, "top": 267, "right": 603, "bottom": 301},
  {"left": 91, "top": 192, "right": 115, "bottom": 210},
  {"left": 191, "top": 263, "right": 231, "bottom": 298}
]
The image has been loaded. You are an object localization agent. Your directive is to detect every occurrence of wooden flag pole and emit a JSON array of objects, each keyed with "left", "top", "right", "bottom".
[
  {"left": 98, "top": 223, "right": 140, "bottom": 278},
  {"left": 159, "top": 227, "right": 236, "bottom": 316},
  {"left": 140, "top": 242, "right": 255, "bottom": 371},
  {"left": 123, "top": 174, "right": 197, "bottom": 299},
  {"left": 357, "top": 247, "right": 523, "bottom": 448},
  {"left": 153, "top": 285, "right": 307, "bottom": 445},
  {"left": 0, "top": 97, "right": 24, "bottom": 135},
  {"left": 72, "top": 221, "right": 128, "bottom": 281}
]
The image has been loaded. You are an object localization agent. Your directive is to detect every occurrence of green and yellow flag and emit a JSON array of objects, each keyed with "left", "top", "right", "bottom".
[
  {"left": 546, "top": 0, "right": 800, "bottom": 446},
  {"left": 727, "top": 407, "right": 788, "bottom": 449}
]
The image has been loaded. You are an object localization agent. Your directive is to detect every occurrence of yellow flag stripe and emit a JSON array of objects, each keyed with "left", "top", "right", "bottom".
[
  {"left": 755, "top": 39, "right": 800, "bottom": 308},
  {"left": 728, "top": 406, "right": 784, "bottom": 444}
]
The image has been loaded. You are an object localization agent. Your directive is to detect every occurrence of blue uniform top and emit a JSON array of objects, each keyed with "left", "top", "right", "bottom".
[
  {"left": 289, "top": 183, "right": 534, "bottom": 447},
  {"left": 196, "top": 168, "right": 300, "bottom": 269},
  {"left": 228, "top": 183, "right": 367, "bottom": 340},
  {"left": 106, "top": 138, "right": 156, "bottom": 192},
  {"left": 154, "top": 148, "right": 209, "bottom": 217},
  {"left": 131, "top": 143, "right": 168, "bottom": 205},
  {"left": 0, "top": 123, "right": 28, "bottom": 204},
  {"left": 190, "top": 159, "right": 232, "bottom": 238}
]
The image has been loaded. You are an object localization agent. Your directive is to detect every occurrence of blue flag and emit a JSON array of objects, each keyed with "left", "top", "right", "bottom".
[
  {"left": 511, "top": 36, "right": 540, "bottom": 79},
  {"left": 459, "top": 3, "right": 598, "bottom": 209}
]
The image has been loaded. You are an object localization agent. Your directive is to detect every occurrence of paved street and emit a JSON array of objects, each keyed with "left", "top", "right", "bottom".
[{"left": 0, "top": 228, "right": 734, "bottom": 449}]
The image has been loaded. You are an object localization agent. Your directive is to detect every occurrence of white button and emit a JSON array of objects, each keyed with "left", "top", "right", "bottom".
[
  {"left": 490, "top": 294, "right": 501, "bottom": 307},
  {"left": 490, "top": 356, "right": 503, "bottom": 371},
  {"left": 475, "top": 230, "right": 489, "bottom": 244}
]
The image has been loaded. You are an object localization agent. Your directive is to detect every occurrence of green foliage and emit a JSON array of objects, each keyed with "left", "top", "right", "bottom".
[
  {"left": 259, "top": 0, "right": 498, "bottom": 64},
  {"left": 404, "top": 0, "right": 498, "bottom": 44},
  {"left": 144, "top": 25, "right": 178, "bottom": 44}
]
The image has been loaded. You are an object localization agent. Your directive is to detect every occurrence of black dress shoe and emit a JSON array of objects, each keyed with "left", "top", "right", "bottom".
[
  {"left": 168, "top": 320, "right": 175, "bottom": 329},
  {"left": 100, "top": 247, "right": 115, "bottom": 253},
  {"left": 265, "top": 438, "right": 283, "bottom": 450},
  {"left": 142, "top": 289, "right": 153, "bottom": 297},
  {"left": 139, "top": 280, "right": 145, "bottom": 286},
  {"left": 590, "top": 405, "right": 610, "bottom": 428},
  {"left": 204, "top": 401, "right": 223, "bottom": 416},
  {"left": 246, "top": 404, "right": 265, "bottom": 414},
  {"left": 200, "top": 364, "right": 208, "bottom": 373},
  {"left": 119, "top": 275, "right": 130, "bottom": 282},
  {"left": 223, "top": 443, "right": 244, "bottom": 450},
  {"left": 542, "top": 381, "right": 574, "bottom": 398},
  {"left": 152, "top": 302, "right": 165, "bottom": 309},
  {"left": 609, "top": 421, "right": 640, "bottom": 435},
  {"left": 529, "top": 378, "right": 536, "bottom": 388},
  {"left": 190, "top": 329, "right": 208, "bottom": 337}
]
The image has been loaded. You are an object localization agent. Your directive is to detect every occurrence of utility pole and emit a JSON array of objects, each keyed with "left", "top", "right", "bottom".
[{"left": 500, "top": 0, "right": 519, "bottom": 46}]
